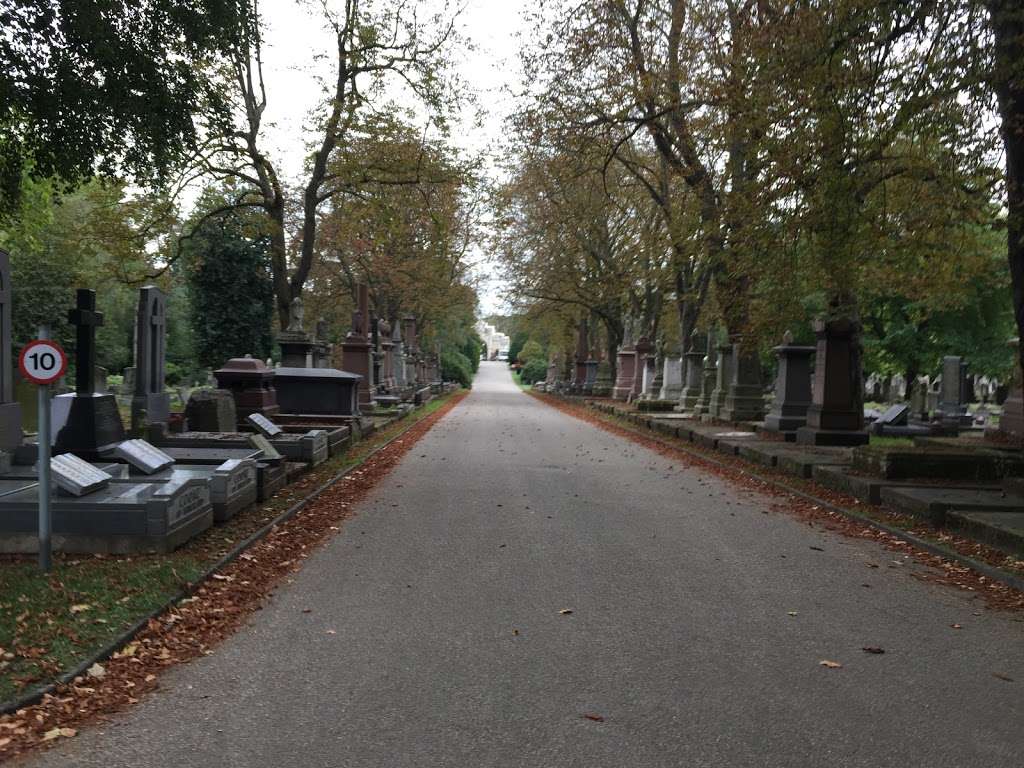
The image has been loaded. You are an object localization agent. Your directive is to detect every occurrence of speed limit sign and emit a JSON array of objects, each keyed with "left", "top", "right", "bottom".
[{"left": 19, "top": 339, "right": 67, "bottom": 385}]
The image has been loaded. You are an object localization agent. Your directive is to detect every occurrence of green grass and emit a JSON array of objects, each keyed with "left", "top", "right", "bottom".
[
  {"left": 511, "top": 369, "right": 530, "bottom": 391},
  {"left": 0, "top": 391, "right": 458, "bottom": 704},
  {"left": 867, "top": 435, "right": 915, "bottom": 449}
]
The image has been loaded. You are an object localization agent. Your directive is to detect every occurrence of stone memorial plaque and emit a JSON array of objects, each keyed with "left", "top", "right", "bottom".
[
  {"left": 51, "top": 454, "right": 111, "bottom": 496},
  {"left": 877, "top": 404, "right": 909, "bottom": 426},
  {"left": 111, "top": 439, "right": 174, "bottom": 474},
  {"left": 248, "top": 434, "right": 282, "bottom": 460},
  {"left": 247, "top": 413, "right": 283, "bottom": 438}
]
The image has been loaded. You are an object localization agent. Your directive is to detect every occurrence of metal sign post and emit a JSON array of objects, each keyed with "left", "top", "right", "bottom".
[{"left": 19, "top": 328, "right": 67, "bottom": 573}]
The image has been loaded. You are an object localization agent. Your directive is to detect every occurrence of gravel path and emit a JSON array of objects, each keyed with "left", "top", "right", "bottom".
[{"left": 28, "top": 362, "right": 1024, "bottom": 767}]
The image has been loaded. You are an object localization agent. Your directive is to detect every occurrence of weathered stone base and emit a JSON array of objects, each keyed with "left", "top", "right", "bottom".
[{"left": 795, "top": 427, "right": 869, "bottom": 447}]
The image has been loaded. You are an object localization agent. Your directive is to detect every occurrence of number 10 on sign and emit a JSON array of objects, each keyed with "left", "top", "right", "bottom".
[{"left": 19, "top": 331, "right": 66, "bottom": 572}]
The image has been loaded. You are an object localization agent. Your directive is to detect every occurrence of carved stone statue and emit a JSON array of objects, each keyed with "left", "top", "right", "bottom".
[
  {"left": 316, "top": 317, "right": 328, "bottom": 342},
  {"left": 287, "top": 296, "right": 305, "bottom": 333}
]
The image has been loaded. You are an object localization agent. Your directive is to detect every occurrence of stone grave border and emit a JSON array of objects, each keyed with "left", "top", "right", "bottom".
[
  {"left": 538, "top": 391, "right": 1024, "bottom": 596},
  {"left": 0, "top": 392, "right": 456, "bottom": 716}
]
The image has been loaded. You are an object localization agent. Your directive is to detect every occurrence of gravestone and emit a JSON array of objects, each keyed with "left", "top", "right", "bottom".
[
  {"left": 795, "top": 317, "right": 869, "bottom": 446},
  {"left": 572, "top": 318, "right": 589, "bottom": 394},
  {"left": 584, "top": 353, "right": 599, "bottom": 395},
  {"left": 706, "top": 342, "right": 733, "bottom": 420},
  {"left": 692, "top": 331, "right": 719, "bottom": 416},
  {"left": 593, "top": 359, "right": 613, "bottom": 397},
  {"left": 631, "top": 337, "right": 653, "bottom": 401},
  {"left": 0, "top": 251, "right": 21, "bottom": 452},
  {"left": 130, "top": 286, "right": 171, "bottom": 429},
  {"left": 659, "top": 357, "right": 683, "bottom": 402},
  {"left": 342, "top": 284, "right": 374, "bottom": 408},
  {"left": 720, "top": 339, "right": 764, "bottom": 422},
  {"left": 279, "top": 296, "right": 315, "bottom": 367},
  {"left": 909, "top": 378, "right": 928, "bottom": 421},
  {"left": 52, "top": 289, "right": 126, "bottom": 457},
  {"left": 314, "top": 317, "right": 331, "bottom": 369},
  {"left": 937, "top": 355, "right": 970, "bottom": 427},
  {"left": 763, "top": 332, "right": 814, "bottom": 434},
  {"left": 274, "top": 367, "right": 361, "bottom": 416},
  {"left": 51, "top": 454, "right": 111, "bottom": 496},
  {"left": 392, "top": 321, "right": 406, "bottom": 390},
  {"left": 998, "top": 340, "right": 1024, "bottom": 439},
  {"left": 247, "top": 412, "right": 283, "bottom": 438},
  {"left": 184, "top": 389, "right": 237, "bottom": 432},
  {"left": 110, "top": 439, "right": 175, "bottom": 474},
  {"left": 402, "top": 315, "right": 419, "bottom": 386},
  {"left": 678, "top": 331, "right": 706, "bottom": 412}
]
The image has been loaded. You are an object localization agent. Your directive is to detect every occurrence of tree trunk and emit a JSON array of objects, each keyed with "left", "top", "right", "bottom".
[{"left": 989, "top": 0, "right": 1024, "bottom": 374}]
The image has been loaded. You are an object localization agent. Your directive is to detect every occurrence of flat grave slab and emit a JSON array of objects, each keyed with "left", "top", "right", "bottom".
[
  {"left": 121, "top": 459, "right": 258, "bottom": 523},
  {"left": 0, "top": 476, "right": 212, "bottom": 554},
  {"left": 152, "top": 430, "right": 328, "bottom": 467},
  {"left": 106, "top": 439, "right": 174, "bottom": 475},
  {"left": 812, "top": 465, "right": 997, "bottom": 505},
  {"left": 945, "top": 510, "right": 1024, "bottom": 555},
  {"left": 879, "top": 485, "right": 1024, "bottom": 524}
]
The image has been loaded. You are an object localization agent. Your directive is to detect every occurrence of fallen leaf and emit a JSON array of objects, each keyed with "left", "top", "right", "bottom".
[
  {"left": 113, "top": 643, "right": 138, "bottom": 659},
  {"left": 992, "top": 673, "right": 1014, "bottom": 683},
  {"left": 69, "top": 604, "right": 91, "bottom": 614},
  {"left": 326, "top": 630, "right": 336, "bottom": 635},
  {"left": 512, "top": 629, "right": 519, "bottom": 636},
  {"left": 41, "top": 727, "right": 76, "bottom": 741},
  {"left": 787, "top": 611, "right": 798, "bottom": 617},
  {"left": 862, "top": 647, "right": 885, "bottom": 654},
  {"left": 211, "top": 574, "right": 233, "bottom": 582},
  {"left": 0, "top": 737, "right": 10, "bottom": 747},
  {"left": 951, "top": 624, "right": 963, "bottom": 630},
  {"left": 86, "top": 663, "right": 105, "bottom": 679},
  {"left": 582, "top": 713, "right": 605, "bottom": 722},
  {"left": 559, "top": 609, "right": 573, "bottom": 615},
  {"left": 809, "top": 546, "right": 825, "bottom": 552},
  {"left": 819, "top": 660, "right": 842, "bottom": 669}
]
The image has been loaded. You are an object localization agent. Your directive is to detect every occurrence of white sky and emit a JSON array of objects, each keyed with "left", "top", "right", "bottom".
[{"left": 257, "top": 0, "right": 531, "bottom": 316}]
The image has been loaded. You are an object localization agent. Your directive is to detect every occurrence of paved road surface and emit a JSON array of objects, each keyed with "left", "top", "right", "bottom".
[{"left": 29, "top": 362, "right": 1024, "bottom": 767}]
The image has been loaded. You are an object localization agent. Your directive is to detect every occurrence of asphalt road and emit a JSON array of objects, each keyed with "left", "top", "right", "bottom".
[{"left": 29, "top": 362, "right": 1024, "bottom": 767}]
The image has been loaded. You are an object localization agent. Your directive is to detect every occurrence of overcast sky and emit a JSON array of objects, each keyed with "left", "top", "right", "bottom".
[{"left": 256, "top": 1, "right": 531, "bottom": 316}]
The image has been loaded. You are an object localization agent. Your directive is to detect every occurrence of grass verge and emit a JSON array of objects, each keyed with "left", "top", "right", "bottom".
[{"left": 0, "top": 393, "right": 456, "bottom": 704}]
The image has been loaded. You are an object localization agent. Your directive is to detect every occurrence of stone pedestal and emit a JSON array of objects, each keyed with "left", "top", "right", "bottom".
[
  {"left": 659, "top": 357, "right": 683, "bottom": 402},
  {"left": 678, "top": 349, "right": 705, "bottom": 412},
  {"left": 763, "top": 334, "right": 814, "bottom": 433},
  {"left": 999, "top": 341, "right": 1024, "bottom": 439},
  {"left": 612, "top": 348, "right": 636, "bottom": 400},
  {"left": 279, "top": 331, "right": 315, "bottom": 368},
  {"left": 692, "top": 336, "right": 718, "bottom": 416},
  {"left": 631, "top": 338, "right": 653, "bottom": 401},
  {"left": 720, "top": 340, "right": 765, "bottom": 422},
  {"left": 214, "top": 357, "right": 279, "bottom": 424},
  {"left": 705, "top": 343, "right": 733, "bottom": 420},
  {"left": 796, "top": 318, "right": 869, "bottom": 446}
]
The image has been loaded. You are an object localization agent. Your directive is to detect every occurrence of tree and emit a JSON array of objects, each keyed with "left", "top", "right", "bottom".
[
  {"left": 183, "top": 190, "right": 274, "bottom": 369},
  {"left": 190, "top": 0, "right": 462, "bottom": 328},
  {"left": 0, "top": 0, "right": 249, "bottom": 220}
]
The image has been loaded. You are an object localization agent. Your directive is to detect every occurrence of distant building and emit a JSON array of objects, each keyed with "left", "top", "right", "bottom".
[{"left": 475, "top": 321, "right": 510, "bottom": 360}]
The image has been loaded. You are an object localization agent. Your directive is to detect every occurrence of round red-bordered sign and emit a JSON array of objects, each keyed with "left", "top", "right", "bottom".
[{"left": 19, "top": 340, "right": 68, "bottom": 385}]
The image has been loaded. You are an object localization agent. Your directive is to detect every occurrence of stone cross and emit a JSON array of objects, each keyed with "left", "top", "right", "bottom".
[
  {"left": 68, "top": 289, "right": 103, "bottom": 396},
  {"left": 135, "top": 286, "right": 166, "bottom": 400}
]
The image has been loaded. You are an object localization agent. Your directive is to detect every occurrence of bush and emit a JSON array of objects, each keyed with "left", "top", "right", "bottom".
[
  {"left": 518, "top": 339, "right": 545, "bottom": 365},
  {"left": 441, "top": 349, "right": 474, "bottom": 388},
  {"left": 520, "top": 358, "right": 548, "bottom": 385}
]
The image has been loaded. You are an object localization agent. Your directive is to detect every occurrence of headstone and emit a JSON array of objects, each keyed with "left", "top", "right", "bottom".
[
  {"left": 763, "top": 332, "right": 814, "bottom": 433},
  {"left": 909, "top": 378, "right": 928, "bottom": 420},
  {"left": 937, "top": 355, "right": 970, "bottom": 426},
  {"left": 659, "top": 356, "right": 683, "bottom": 401},
  {"left": 720, "top": 339, "right": 764, "bottom": 422},
  {"left": 876, "top": 403, "right": 909, "bottom": 427},
  {"left": 184, "top": 389, "right": 237, "bottom": 432},
  {"left": 795, "top": 317, "right": 869, "bottom": 446},
  {"left": 572, "top": 318, "right": 589, "bottom": 394},
  {"left": 706, "top": 341, "right": 733, "bottom": 419},
  {"left": 392, "top": 321, "right": 406, "bottom": 389},
  {"left": 0, "top": 251, "right": 22, "bottom": 451},
  {"left": 612, "top": 318, "right": 636, "bottom": 400},
  {"left": 109, "top": 439, "right": 174, "bottom": 475},
  {"left": 593, "top": 359, "right": 613, "bottom": 397},
  {"left": 678, "top": 331, "right": 705, "bottom": 411},
  {"left": 342, "top": 284, "right": 374, "bottom": 408},
  {"left": 130, "top": 286, "right": 171, "bottom": 429},
  {"left": 248, "top": 433, "right": 282, "bottom": 461},
  {"left": 999, "top": 340, "right": 1024, "bottom": 439},
  {"left": 94, "top": 366, "right": 109, "bottom": 395},
  {"left": 51, "top": 454, "right": 111, "bottom": 496},
  {"left": 402, "top": 315, "right": 419, "bottom": 386},
  {"left": 247, "top": 412, "right": 283, "bottom": 438},
  {"left": 692, "top": 331, "right": 719, "bottom": 416},
  {"left": 631, "top": 336, "right": 652, "bottom": 401},
  {"left": 52, "top": 289, "right": 126, "bottom": 457}
]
